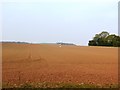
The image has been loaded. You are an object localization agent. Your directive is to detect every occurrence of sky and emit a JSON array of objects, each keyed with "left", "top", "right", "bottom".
[{"left": 1, "top": 0, "right": 119, "bottom": 45}]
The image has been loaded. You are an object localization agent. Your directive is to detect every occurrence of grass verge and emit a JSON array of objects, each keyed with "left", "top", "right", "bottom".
[{"left": 2, "top": 82, "right": 119, "bottom": 88}]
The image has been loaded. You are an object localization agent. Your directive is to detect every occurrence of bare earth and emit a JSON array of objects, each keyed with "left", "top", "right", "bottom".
[{"left": 2, "top": 43, "right": 118, "bottom": 86}]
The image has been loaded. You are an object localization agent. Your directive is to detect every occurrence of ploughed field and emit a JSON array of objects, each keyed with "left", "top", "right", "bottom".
[{"left": 2, "top": 43, "right": 118, "bottom": 87}]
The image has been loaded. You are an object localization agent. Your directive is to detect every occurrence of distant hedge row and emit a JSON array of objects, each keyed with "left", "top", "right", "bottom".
[{"left": 88, "top": 31, "right": 120, "bottom": 47}]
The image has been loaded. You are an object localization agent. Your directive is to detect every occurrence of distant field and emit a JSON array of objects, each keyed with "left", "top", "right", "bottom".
[{"left": 2, "top": 43, "right": 118, "bottom": 88}]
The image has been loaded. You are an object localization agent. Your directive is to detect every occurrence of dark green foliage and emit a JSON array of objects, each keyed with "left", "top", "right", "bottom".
[
  {"left": 88, "top": 31, "right": 120, "bottom": 47},
  {"left": 88, "top": 40, "right": 97, "bottom": 46}
]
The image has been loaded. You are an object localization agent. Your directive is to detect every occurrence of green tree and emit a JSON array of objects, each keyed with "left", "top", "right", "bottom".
[
  {"left": 105, "top": 34, "right": 116, "bottom": 46},
  {"left": 88, "top": 31, "right": 120, "bottom": 47},
  {"left": 92, "top": 31, "right": 109, "bottom": 46},
  {"left": 99, "top": 31, "right": 109, "bottom": 38},
  {"left": 113, "top": 36, "right": 120, "bottom": 47}
]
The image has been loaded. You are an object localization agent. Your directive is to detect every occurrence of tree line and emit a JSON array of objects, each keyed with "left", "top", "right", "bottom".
[{"left": 88, "top": 31, "right": 120, "bottom": 47}]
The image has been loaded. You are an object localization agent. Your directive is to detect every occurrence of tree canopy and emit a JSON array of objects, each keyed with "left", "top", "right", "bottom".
[{"left": 88, "top": 31, "right": 120, "bottom": 47}]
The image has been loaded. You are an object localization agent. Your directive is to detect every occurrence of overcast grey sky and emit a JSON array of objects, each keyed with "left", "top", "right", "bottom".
[{"left": 2, "top": 0, "right": 119, "bottom": 45}]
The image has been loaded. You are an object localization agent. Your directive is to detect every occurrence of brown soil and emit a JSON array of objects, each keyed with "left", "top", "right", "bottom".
[{"left": 2, "top": 43, "right": 118, "bottom": 85}]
